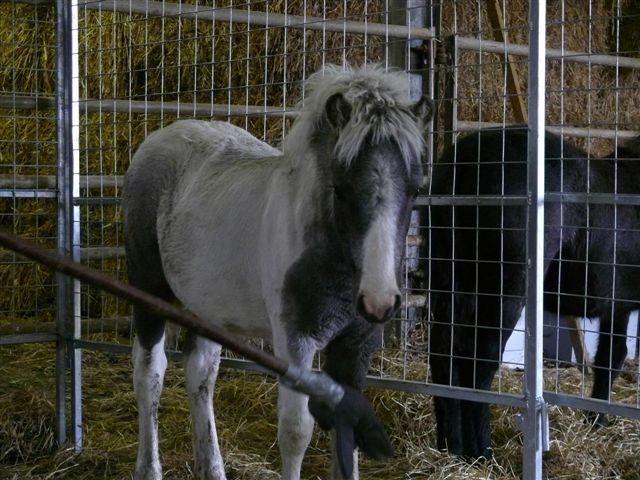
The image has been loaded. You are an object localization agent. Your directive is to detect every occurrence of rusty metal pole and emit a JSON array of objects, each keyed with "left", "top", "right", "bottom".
[{"left": 0, "top": 229, "right": 343, "bottom": 407}]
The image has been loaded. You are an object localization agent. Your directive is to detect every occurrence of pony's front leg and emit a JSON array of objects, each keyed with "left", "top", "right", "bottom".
[
  {"left": 323, "top": 325, "right": 382, "bottom": 480},
  {"left": 133, "top": 334, "right": 167, "bottom": 480},
  {"left": 275, "top": 337, "right": 316, "bottom": 480},
  {"left": 183, "top": 334, "right": 226, "bottom": 480}
]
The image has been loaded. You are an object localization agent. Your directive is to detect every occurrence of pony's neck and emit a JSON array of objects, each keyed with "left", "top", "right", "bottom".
[{"left": 288, "top": 151, "right": 337, "bottom": 249}]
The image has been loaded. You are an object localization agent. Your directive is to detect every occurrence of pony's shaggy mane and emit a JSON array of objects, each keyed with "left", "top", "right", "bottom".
[{"left": 283, "top": 64, "right": 426, "bottom": 168}]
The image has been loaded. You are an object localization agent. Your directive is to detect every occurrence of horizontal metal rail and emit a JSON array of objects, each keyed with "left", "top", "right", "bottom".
[
  {"left": 0, "top": 333, "right": 58, "bottom": 345},
  {"left": 80, "top": 0, "right": 434, "bottom": 40},
  {"left": 419, "top": 193, "right": 640, "bottom": 207},
  {"left": 456, "top": 121, "right": 639, "bottom": 140},
  {"left": 416, "top": 195, "right": 529, "bottom": 206},
  {"left": 4, "top": 95, "right": 637, "bottom": 141},
  {"left": 0, "top": 95, "right": 295, "bottom": 118},
  {"left": 0, "top": 174, "right": 122, "bottom": 190},
  {"left": 456, "top": 36, "right": 640, "bottom": 69},
  {"left": 66, "top": 339, "right": 640, "bottom": 418}
]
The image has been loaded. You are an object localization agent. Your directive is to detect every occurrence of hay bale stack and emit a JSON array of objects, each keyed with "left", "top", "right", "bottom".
[{"left": 0, "top": 4, "right": 58, "bottom": 325}]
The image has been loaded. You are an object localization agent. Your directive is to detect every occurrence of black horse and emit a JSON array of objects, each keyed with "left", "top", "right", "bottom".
[{"left": 426, "top": 126, "right": 640, "bottom": 459}]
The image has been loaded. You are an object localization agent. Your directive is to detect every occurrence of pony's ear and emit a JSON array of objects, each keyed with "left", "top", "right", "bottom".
[
  {"left": 325, "top": 93, "right": 352, "bottom": 130},
  {"left": 412, "top": 96, "right": 435, "bottom": 125}
]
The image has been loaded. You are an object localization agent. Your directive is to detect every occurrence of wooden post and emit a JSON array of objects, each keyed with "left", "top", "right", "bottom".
[{"left": 487, "top": 0, "right": 528, "bottom": 123}]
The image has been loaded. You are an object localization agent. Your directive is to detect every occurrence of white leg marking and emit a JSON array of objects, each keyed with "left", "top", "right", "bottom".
[
  {"left": 359, "top": 202, "right": 401, "bottom": 320},
  {"left": 331, "top": 432, "right": 359, "bottom": 480},
  {"left": 274, "top": 335, "right": 317, "bottom": 480},
  {"left": 133, "top": 335, "right": 167, "bottom": 480},
  {"left": 184, "top": 336, "right": 226, "bottom": 480}
]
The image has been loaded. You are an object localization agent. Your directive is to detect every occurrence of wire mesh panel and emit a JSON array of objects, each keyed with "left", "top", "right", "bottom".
[
  {"left": 72, "top": 1, "right": 432, "bottom": 353},
  {"left": 0, "top": 3, "right": 59, "bottom": 343},
  {"left": 421, "top": 1, "right": 640, "bottom": 478},
  {"left": 4, "top": 0, "right": 639, "bottom": 478}
]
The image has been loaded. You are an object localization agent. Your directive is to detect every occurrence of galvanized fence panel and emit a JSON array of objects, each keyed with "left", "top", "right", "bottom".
[{"left": 2, "top": 1, "right": 640, "bottom": 479}]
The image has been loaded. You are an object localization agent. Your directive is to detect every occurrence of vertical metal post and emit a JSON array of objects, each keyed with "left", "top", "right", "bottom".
[
  {"left": 443, "top": 34, "right": 458, "bottom": 148},
  {"left": 388, "top": 0, "right": 429, "bottom": 341},
  {"left": 388, "top": 0, "right": 429, "bottom": 101},
  {"left": 524, "top": 0, "right": 547, "bottom": 479},
  {"left": 55, "top": 0, "right": 82, "bottom": 450}
]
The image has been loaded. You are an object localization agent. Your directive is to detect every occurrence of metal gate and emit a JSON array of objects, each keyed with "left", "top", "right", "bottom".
[{"left": 2, "top": 1, "right": 639, "bottom": 479}]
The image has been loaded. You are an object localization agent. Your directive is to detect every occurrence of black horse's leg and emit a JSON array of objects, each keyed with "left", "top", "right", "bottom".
[
  {"left": 456, "top": 295, "right": 520, "bottom": 460},
  {"left": 588, "top": 309, "right": 629, "bottom": 426},
  {"left": 428, "top": 316, "right": 463, "bottom": 454},
  {"left": 457, "top": 355, "right": 497, "bottom": 460}
]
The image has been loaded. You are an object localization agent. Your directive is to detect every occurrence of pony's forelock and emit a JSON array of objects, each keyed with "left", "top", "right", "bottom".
[{"left": 283, "top": 64, "right": 426, "bottom": 169}]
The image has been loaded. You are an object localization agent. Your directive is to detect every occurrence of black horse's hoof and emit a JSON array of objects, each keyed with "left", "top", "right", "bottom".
[
  {"left": 464, "top": 447, "right": 494, "bottom": 463},
  {"left": 585, "top": 410, "right": 608, "bottom": 428}
]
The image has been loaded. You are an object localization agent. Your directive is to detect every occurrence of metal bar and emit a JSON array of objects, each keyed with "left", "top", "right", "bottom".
[
  {"left": 0, "top": 246, "right": 125, "bottom": 263},
  {"left": 456, "top": 36, "right": 640, "bottom": 69},
  {"left": 5, "top": 94, "right": 638, "bottom": 143},
  {"left": 0, "top": 95, "right": 294, "bottom": 118},
  {"left": 0, "top": 174, "right": 123, "bottom": 189},
  {"left": 416, "top": 195, "right": 529, "bottom": 206},
  {"left": 0, "top": 94, "right": 56, "bottom": 109},
  {"left": 56, "top": 0, "right": 83, "bottom": 452},
  {"left": 0, "top": 229, "right": 293, "bottom": 375},
  {"left": 545, "top": 192, "right": 640, "bottom": 206},
  {"left": 55, "top": 0, "right": 72, "bottom": 449},
  {"left": 70, "top": 0, "right": 83, "bottom": 452},
  {"left": 0, "top": 333, "right": 58, "bottom": 345},
  {"left": 418, "top": 192, "right": 640, "bottom": 207},
  {"left": 74, "top": 335, "right": 640, "bottom": 421},
  {"left": 523, "top": 1, "right": 547, "bottom": 478},
  {"left": 80, "top": 99, "right": 294, "bottom": 118},
  {"left": 73, "top": 196, "right": 120, "bottom": 205},
  {"left": 81, "top": 0, "right": 434, "bottom": 40},
  {"left": 543, "top": 392, "right": 640, "bottom": 420},
  {"left": 0, "top": 190, "right": 57, "bottom": 198},
  {"left": 456, "top": 121, "right": 639, "bottom": 140},
  {"left": 365, "top": 377, "right": 527, "bottom": 407}
]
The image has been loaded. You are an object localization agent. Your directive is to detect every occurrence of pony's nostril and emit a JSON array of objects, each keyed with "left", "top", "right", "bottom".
[{"left": 356, "top": 294, "right": 369, "bottom": 318}]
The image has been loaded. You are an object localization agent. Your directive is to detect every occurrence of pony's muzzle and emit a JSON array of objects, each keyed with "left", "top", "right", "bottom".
[{"left": 357, "top": 290, "right": 401, "bottom": 323}]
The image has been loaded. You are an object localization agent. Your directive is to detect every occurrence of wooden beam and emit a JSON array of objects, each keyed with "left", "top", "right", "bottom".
[{"left": 486, "top": 0, "right": 528, "bottom": 124}]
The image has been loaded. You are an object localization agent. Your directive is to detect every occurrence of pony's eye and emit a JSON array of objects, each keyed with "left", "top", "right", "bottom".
[{"left": 411, "top": 186, "right": 422, "bottom": 198}]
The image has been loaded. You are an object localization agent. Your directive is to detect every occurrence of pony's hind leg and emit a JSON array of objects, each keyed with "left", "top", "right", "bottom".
[
  {"left": 183, "top": 333, "right": 226, "bottom": 480},
  {"left": 133, "top": 324, "right": 167, "bottom": 480}
]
